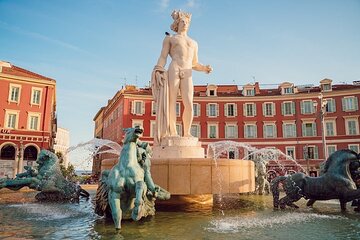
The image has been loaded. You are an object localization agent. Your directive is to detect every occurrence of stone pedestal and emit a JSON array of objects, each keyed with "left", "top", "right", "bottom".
[{"left": 152, "top": 136, "right": 204, "bottom": 159}]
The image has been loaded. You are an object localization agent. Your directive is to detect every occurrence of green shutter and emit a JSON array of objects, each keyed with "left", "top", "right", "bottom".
[
  {"left": 313, "top": 123, "right": 317, "bottom": 136},
  {"left": 355, "top": 97, "right": 359, "bottom": 110},
  {"left": 302, "top": 123, "right": 306, "bottom": 136},
  {"left": 281, "top": 103, "right": 285, "bottom": 115},
  {"left": 300, "top": 101, "right": 304, "bottom": 114},
  {"left": 342, "top": 98, "right": 346, "bottom": 111},
  {"left": 314, "top": 146, "right": 319, "bottom": 159}
]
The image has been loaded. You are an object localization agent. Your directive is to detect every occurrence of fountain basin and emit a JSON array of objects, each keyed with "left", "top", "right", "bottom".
[{"left": 102, "top": 158, "right": 255, "bottom": 195}]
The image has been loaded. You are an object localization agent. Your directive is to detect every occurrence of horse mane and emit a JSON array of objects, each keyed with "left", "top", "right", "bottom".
[{"left": 323, "top": 149, "right": 357, "bottom": 173}]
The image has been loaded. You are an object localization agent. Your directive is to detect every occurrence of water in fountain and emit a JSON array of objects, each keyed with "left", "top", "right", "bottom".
[{"left": 66, "top": 138, "right": 122, "bottom": 170}]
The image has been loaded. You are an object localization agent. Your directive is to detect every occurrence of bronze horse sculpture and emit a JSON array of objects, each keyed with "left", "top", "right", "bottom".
[
  {"left": 94, "top": 127, "right": 170, "bottom": 230},
  {"left": 271, "top": 149, "right": 360, "bottom": 210}
]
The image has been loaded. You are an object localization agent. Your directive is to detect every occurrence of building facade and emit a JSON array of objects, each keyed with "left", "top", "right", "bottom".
[
  {"left": 93, "top": 80, "right": 360, "bottom": 176},
  {"left": 54, "top": 127, "right": 70, "bottom": 167},
  {"left": 0, "top": 61, "right": 57, "bottom": 178}
]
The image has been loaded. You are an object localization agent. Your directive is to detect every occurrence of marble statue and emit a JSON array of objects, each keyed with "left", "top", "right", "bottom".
[
  {"left": 254, "top": 160, "right": 270, "bottom": 195},
  {"left": 94, "top": 127, "right": 170, "bottom": 230},
  {"left": 271, "top": 149, "right": 360, "bottom": 211},
  {"left": 0, "top": 150, "right": 89, "bottom": 201},
  {"left": 151, "top": 10, "right": 212, "bottom": 144}
]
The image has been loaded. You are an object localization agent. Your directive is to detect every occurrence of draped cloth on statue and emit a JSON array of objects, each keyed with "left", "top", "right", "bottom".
[{"left": 151, "top": 65, "right": 169, "bottom": 145}]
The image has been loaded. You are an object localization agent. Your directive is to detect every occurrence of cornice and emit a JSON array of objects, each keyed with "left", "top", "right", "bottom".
[{"left": 0, "top": 73, "right": 56, "bottom": 86}]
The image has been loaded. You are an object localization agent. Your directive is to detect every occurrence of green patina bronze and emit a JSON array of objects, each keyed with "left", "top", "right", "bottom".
[
  {"left": 94, "top": 127, "right": 170, "bottom": 230},
  {"left": 271, "top": 149, "right": 360, "bottom": 210},
  {"left": 0, "top": 150, "right": 89, "bottom": 201}
]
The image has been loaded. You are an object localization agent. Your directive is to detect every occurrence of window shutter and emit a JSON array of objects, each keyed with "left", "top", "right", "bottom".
[
  {"left": 300, "top": 101, "right": 304, "bottom": 114},
  {"left": 197, "top": 125, "right": 201, "bottom": 138},
  {"left": 197, "top": 104, "right": 201, "bottom": 116},
  {"left": 292, "top": 102, "right": 296, "bottom": 114},
  {"left": 216, "top": 103, "right": 219, "bottom": 116},
  {"left": 254, "top": 125, "right": 257, "bottom": 138},
  {"left": 293, "top": 124, "right": 296, "bottom": 137},
  {"left": 314, "top": 146, "right": 319, "bottom": 159},
  {"left": 234, "top": 125, "right": 238, "bottom": 138},
  {"left": 141, "top": 101, "right": 145, "bottom": 115},
  {"left": 262, "top": 103, "right": 266, "bottom": 116},
  {"left": 281, "top": 103, "right": 285, "bottom": 115},
  {"left": 254, "top": 104, "right": 257, "bottom": 116},
  {"left": 263, "top": 125, "right": 266, "bottom": 138},
  {"left": 272, "top": 103, "right": 276, "bottom": 116},
  {"left": 342, "top": 98, "right": 346, "bottom": 111},
  {"left": 302, "top": 124, "right": 306, "bottom": 136},
  {"left": 131, "top": 101, "right": 135, "bottom": 114},
  {"left": 282, "top": 124, "right": 286, "bottom": 137},
  {"left": 355, "top": 97, "right": 359, "bottom": 110},
  {"left": 234, "top": 104, "right": 238, "bottom": 117},
  {"left": 312, "top": 123, "right": 317, "bottom": 136},
  {"left": 303, "top": 148, "right": 307, "bottom": 159},
  {"left": 274, "top": 125, "right": 277, "bottom": 137},
  {"left": 243, "top": 104, "right": 247, "bottom": 117},
  {"left": 225, "top": 125, "right": 228, "bottom": 138},
  {"left": 224, "top": 104, "right": 228, "bottom": 117},
  {"left": 206, "top": 104, "right": 209, "bottom": 116}
]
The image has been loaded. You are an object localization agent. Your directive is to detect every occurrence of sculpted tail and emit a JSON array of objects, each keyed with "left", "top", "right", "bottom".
[
  {"left": 94, "top": 170, "right": 111, "bottom": 217},
  {"left": 271, "top": 176, "right": 287, "bottom": 209}
]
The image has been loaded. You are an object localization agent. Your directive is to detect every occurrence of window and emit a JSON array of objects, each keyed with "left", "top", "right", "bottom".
[
  {"left": 244, "top": 124, "right": 257, "bottom": 138},
  {"left": 283, "top": 123, "right": 296, "bottom": 138},
  {"left": 325, "top": 121, "right": 336, "bottom": 136},
  {"left": 228, "top": 148, "right": 239, "bottom": 159},
  {"left": 176, "top": 123, "right": 182, "bottom": 136},
  {"left": 286, "top": 146, "right": 296, "bottom": 160},
  {"left": 4, "top": 110, "right": 19, "bottom": 129},
  {"left": 28, "top": 113, "right": 41, "bottom": 130},
  {"left": 191, "top": 124, "right": 200, "bottom": 138},
  {"left": 246, "top": 89, "right": 255, "bottom": 96},
  {"left": 176, "top": 102, "right": 181, "bottom": 117},
  {"left": 304, "top": 146, "right": 319, "bottom": 159},
  {"left": 132, "top": 119, "right": 143, "bottom": 129},
  {"left": 322, "top": 84, "right": 332, "bottom": 91},
  {"left": 345, "top": 119, "right": 359, "bottom": 135},
  {"left": 207, "top": 103, "right": 218, "bottom": 117},
  {"left": 263, "top": 102, "right": 275, "bottom": 116},
  {"left": 284, "top": 87, "right": 294, "bottom": 94},
  {"left": 325, "top": 99, "right": 336, "bottom": 113},
  {"left": 209, "top": 90, "right": 215, "bottom": 96},
  {"left": 282, "top": 101, "right": 295, "bottom": 115},
  {"left": 208, "top": 124, "right": 218, "bottom": 138},
  {"left": 225, "top": 124, "right": 238, "bottom": 138},
  {"left": 151, "top": 101, "right": 156, "bottom": 116},
  {"left": 131, "top": 100, "right": 144, "bottom": 115},
  {"left": 244, "top": 103, "right": 256, "bottom": 117},
  {"left": 8, "top": 84, "right": 21, "bottom": 103},
  {"left": 349, "top": 144, "right": 359, "bottom": 153},
  {"left": 302, "top": 122, "right": 316, "bottom": 137},
  {"left": 193, "top": 103, "right": 200, "bottom": 117},
  {"left": 301, "top": 100, "right": 315, "bottom": 114},
  {"left": 342, "top": 97, "right": 359, "bottom": 111},
  {"left": 225, "top": 103, "right": 237, "bottom": 117},
  {"left": 327, "top": 145, "right": 337, "bottom": 156},
  {"left": 263, "top": 124, "right": 276, "bottom": 138},
  {"left": 31, "top": 88, "right": 42, "bottom": 105}
]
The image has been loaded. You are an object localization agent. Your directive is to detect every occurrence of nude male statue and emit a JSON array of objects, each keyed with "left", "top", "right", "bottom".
[{"left": 153, "top": 10, "right": 212, "bottom": 140}]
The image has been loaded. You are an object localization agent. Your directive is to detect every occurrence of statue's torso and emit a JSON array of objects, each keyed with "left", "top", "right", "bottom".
[{"left": 169, "top": 34, "right": 196, "bottom": 68}]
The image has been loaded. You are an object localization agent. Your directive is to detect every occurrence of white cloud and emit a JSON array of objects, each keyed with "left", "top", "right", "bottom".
[
  {"left": 186, "top": 0, "right": 196, "bottom": 8},
  {"left": 159, "top": 0, "right": 170, "bottom": 10},
  {"left": 0, "top": 20, "right": 90, "bottom": 55}
]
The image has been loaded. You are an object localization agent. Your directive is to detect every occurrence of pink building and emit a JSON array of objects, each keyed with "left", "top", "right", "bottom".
[
  {"left": 93, "top": 80, "right": 360, "bottom": 176},
  {"left": 0, "top": 61, "right": 57, "bottom": 177}
]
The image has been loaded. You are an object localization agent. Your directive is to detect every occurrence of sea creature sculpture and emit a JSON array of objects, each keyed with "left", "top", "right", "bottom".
[
  {"left": 271, "top": 149, "right": 360, "bottom": 210},
  {"left": 254, "top": 160, "right": 270, "bottom": 195},
  {"left": 0, "top": 150, "right": 89, "bottom": 201},
  {"left": 94, "top": 127, "right": 170, "bottom": 230}
]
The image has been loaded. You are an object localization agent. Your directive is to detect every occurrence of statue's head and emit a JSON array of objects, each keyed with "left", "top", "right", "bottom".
[
  {"left": 36, "top": 150, "right": 58, "bottom": 168},
  {"left": 170, "top": 10, "right": 192, "bottom": 33},
  {"left": 123, "top": 127, "right": 143, "bottom": 144}
]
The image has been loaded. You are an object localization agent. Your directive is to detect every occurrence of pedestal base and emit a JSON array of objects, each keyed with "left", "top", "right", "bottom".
[{"left": 152, "top": 136, "right": 205, "bottom": 159}]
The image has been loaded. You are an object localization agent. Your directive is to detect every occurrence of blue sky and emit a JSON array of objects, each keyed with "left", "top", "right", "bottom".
[{"left": 1, "top": 0, "right": 359, "bottom": 147}]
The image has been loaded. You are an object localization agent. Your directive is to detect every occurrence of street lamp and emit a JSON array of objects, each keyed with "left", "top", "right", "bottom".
[{"left": 315, "top": 93, "right": 328, "bottom": 160}]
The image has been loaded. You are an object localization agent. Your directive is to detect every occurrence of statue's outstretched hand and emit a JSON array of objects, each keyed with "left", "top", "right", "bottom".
[{"left": 205, "top": 65, "right": 213, "bottom": 74}]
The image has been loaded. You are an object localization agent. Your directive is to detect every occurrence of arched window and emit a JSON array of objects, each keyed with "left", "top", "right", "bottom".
[
  {"left": 0, "top": 144, "right": 16, "bottom": 160},
  {"left": 23, "top": 146, "right": 38, "bottom": 161}
]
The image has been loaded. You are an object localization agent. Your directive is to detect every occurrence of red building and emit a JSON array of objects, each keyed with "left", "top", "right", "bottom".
[
  {"left": 0, "top": 61, "right": 57, "bottom": 178},
  {"left": 93, "top": 79, "right": 360, "bottom": 176}
]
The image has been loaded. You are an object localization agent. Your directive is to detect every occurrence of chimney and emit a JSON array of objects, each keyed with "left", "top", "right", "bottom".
[{"left": 254, "top": 82, "right": 260, "bottom": 94}]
